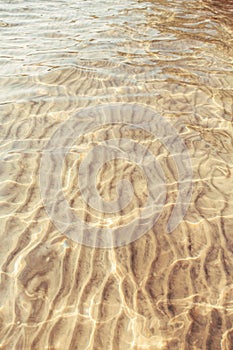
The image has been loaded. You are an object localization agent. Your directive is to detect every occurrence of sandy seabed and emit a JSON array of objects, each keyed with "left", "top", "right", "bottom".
[{"left": 0, "top": 0, "right": 233, "bottom": 349}]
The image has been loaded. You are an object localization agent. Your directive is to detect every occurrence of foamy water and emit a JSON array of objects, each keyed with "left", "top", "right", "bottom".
[{"left": 0, "top": 0, "right": 233, "bottom": 349}]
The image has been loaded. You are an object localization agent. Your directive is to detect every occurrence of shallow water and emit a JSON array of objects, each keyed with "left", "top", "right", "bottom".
[{"left": 0, "top": 0, "right": 233, "bottom": 349}]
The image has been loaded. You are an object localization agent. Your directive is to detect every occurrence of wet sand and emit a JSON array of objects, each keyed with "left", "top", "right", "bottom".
[{"left": 0, "top": 0, "right": 233, "bottom": 349}]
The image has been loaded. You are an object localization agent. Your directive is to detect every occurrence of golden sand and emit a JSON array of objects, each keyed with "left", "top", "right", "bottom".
[{"left": 0, "top": 0, "right": 233, "bottom": 349}]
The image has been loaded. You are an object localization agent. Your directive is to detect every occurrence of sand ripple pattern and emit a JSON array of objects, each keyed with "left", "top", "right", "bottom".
[
  {"left": 0, "top": 0, "right": 233, "bottom": 349},
  {"left": 39, "top": 103, "right": 192, "bottom": 247}
]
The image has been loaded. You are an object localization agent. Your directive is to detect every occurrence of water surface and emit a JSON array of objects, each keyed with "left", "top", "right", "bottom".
[{"left": 0, "top": 0, "right": 233, "bottom": 349}]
